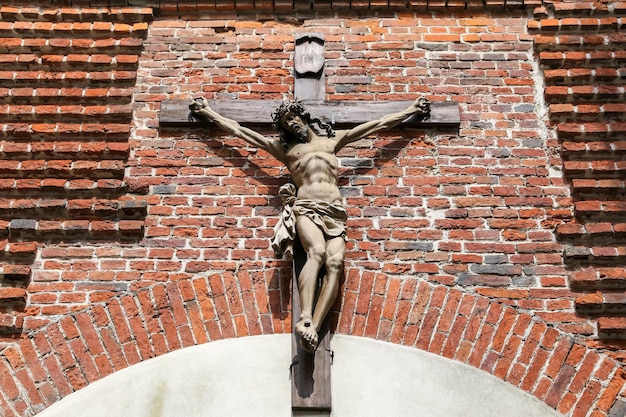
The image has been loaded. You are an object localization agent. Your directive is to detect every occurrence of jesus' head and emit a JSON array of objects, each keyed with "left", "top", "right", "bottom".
[{"left": 272, "top": 100, "right": 334, "bottom": 148}]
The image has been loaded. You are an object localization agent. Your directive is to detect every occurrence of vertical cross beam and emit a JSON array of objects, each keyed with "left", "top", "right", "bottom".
[
  {"left": 291, "top": 33, "right": 332, "bottom": 413},
  {"left": 291, "top": 238, "right": 332, "bottom": 412}
]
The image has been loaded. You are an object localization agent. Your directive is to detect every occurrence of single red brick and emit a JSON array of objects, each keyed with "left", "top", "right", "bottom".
[
  {"left": 572, "top": 380, "right": 601, "bottom": 417},
  {"left": 389, "top": 298, "right": 411, "bottom": 344},
  {"left": 338, "top": 288, "right": 357, "bottom": 334},
  {"left": 99, "top": 328, "right": 127, "bottom": 372},
  {"left": 190, "top": 301, "right": 212, "bottom": 342},
  {"left": 468, "top": 322, "right": 494, "bottom": 369},
  {"left": 442, "top": 313, "right": 468, "bottom": 359},
  {"left": 596, "top": 369, "right": 626, "bottom": 412},
  {"left": 66, "top": 338, "right": 99, "bottom": 384},
  {"left": 41, "top": 354, "right": 73, "bottom": 397},
  {"left": 557, "top": 391, "right": 578, "bottom": 415},
  {"left": 365, "top": 294, "right": 384, "bottom": 338},
  {"left": 89, "top": 354, "right": 112, "bottom": 380},
  {"left": 73, "top": 313, "right": 105, "bottom": 357},
  {"left": 0, "top": 287, "right": 26, "bottom": 300},
  {"left": 14, "top": 368, "right": 44, "bottom": 407}
]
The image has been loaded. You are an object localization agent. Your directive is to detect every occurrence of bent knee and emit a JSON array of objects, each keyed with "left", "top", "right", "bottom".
[
  {"left": 307, "top": 245, "right": 326, "bottom": 263},
  {"left": 325, "top": 253, "right": 344, "bottom": 272}
]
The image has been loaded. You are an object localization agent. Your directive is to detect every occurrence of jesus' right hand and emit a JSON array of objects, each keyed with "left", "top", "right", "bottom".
[{"left": 189, "top": 97, "right": 210, "bottom": 113}]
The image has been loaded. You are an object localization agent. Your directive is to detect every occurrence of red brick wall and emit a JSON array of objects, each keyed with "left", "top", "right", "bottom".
[
  {"left": 532, "top": 0, "right": 626, "bottom": 344},
  {"left": 1, "top": 1, "right": 626, "bottom": 416}
]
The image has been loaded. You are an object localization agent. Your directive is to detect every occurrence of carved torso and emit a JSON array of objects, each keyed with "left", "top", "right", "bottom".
[{"left": 285, "top": 134, "right": 343, "bottom": 205}]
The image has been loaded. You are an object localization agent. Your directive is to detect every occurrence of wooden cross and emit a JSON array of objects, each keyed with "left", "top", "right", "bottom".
[{"left": 159, "top": 33, "right": 459, "bottom": 413}]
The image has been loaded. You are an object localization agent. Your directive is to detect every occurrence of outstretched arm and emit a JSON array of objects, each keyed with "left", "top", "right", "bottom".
[
  {"left": 190, "top": 97, "right": 288, "bottom": 164},
  {"left": 333, "top": 97, "right": 430, "bottom": 152}
]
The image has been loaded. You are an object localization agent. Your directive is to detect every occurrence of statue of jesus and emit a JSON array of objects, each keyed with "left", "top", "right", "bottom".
[{"left": 190, "top": 97, "right": 430, "bottom": 352}]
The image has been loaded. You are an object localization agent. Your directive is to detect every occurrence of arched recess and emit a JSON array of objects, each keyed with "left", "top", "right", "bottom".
[
  {"left": 34, "top": 335, "right": 562, "bottom": 417},
  {"left": 1, "top": 276, "right": 624, "bottom": 416}
]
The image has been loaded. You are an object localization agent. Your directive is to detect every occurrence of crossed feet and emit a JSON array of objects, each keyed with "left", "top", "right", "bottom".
[{"left": 295, "top": 315, "right": 318, "bottom": 353}]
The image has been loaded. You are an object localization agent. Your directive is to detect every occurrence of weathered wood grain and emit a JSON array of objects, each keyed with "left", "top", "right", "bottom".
[
  {"left": 291, "top": 238, "right": 332, "bottom": 411},
  {"left": 159, "top": 99, "right": 460, "bottom": 128}
]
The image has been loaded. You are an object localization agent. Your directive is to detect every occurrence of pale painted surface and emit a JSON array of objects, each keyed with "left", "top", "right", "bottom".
[{"left": 36, "top": 334, "right": 563, "bottom": 417}]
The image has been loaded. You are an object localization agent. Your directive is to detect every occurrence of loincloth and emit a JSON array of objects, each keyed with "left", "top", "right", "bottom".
[{"left": 271, "top": 183, "right": 347, "bottom": 259}]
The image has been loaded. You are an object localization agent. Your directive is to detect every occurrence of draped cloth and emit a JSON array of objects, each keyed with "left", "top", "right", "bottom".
[{"left": 271, "top": 183, "right": 348, "bottom": 259}]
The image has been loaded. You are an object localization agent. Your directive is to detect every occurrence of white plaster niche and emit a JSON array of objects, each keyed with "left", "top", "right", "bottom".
[{"left": 36, "top": 334, "right": 563, "bottom": 417}]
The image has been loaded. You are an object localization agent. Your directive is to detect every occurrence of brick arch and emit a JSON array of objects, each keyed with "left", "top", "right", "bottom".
[{"left": 1, "top": 273, "right": 624, "bottom": 416}]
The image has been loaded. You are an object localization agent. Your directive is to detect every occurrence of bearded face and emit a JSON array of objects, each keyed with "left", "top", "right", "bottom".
[{"left": 280, "top": 112, "right": 310, "bottom": 143}]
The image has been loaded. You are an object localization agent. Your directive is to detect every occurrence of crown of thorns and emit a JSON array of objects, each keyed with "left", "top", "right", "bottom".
[
  {"left": 271, "top": 99, "right": 335, "bottom": 139},
  {"left": 271, "top": 100, "right": 309, "bottom": 129}
]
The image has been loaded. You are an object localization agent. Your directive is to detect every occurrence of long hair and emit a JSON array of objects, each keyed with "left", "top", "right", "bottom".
[{"left": 271, "top": 100, "right": 335, "bottom": 149}]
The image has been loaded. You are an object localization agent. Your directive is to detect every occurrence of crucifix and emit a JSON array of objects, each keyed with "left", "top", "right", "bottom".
[{"left": 159, "top": 33, "right": 459, "bottom": 413}]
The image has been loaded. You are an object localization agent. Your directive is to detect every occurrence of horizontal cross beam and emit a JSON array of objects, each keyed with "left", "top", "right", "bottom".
[{"left": 159, "top": 99, "right": 460, "bottom": 128}]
